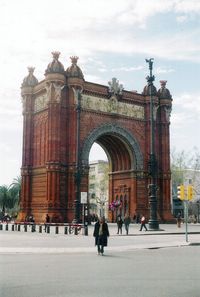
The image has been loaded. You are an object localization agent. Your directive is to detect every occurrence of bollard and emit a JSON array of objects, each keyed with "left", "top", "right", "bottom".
[
  {"left": 64, "top": 226, "right": 68, "bottom": 234},
  {"left": 74, "top": 226, "right": 78, "bottom": 235},
  {"left": 55, "top": 226, "right": 59, "bottom": 234},
  {"left": 5, "top": 224, "right": 9, "bottom": 231},
  {"left": 24, "top": 224, "right": 27, "bottom": 232},
  {"left": 84, "top": 224, "right": 88, "bottom": 236},
  {"left": 17, "top": 224, "right": 21, "bottom": 231},
  {"left": 47, "top": 225, "right": 50, "bottom": 233},
  {"left": 39, "top": 225, "right": 42, "bottom": 233},
  {"left": 0, "top": 224, "right": 3, "bottom": 231},
  {"left": 31, "top": 224, "right": 36, "bottom": 232},
  {"left": 12, "top": 224, "right": 15, "bottom": 231}
]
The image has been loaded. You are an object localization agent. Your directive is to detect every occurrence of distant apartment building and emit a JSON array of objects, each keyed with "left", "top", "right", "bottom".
[{"left": 89, "top": 160, "right": 109, "bottom": 219}]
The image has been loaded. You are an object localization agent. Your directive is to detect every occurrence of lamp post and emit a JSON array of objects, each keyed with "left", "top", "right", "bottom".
[
  {"left": 74, "top": 90, "right": 82, "bottom": 223},
  {"left": 146, "top": 58, "right": 159, "bottom": 230}
]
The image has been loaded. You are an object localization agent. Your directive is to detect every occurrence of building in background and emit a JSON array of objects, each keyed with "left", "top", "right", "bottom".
[{"left": 89, "top": 160, "right": 109, "bottom": 219}]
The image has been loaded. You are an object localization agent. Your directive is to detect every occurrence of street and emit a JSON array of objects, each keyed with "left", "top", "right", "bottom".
[
  {"left": 0, "top": 223, "right": 200, "bottom": 297},
  {"left": 1, "top": 246, "right": 200, "bottom": 297}
]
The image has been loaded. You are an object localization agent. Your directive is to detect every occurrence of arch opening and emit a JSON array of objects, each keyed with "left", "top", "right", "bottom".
[
  {"left": 82, "top": 123, "right": 143, "bottom": 171},
  {"left": 84, "top": 124, "right": 143, "bottom": 222}
]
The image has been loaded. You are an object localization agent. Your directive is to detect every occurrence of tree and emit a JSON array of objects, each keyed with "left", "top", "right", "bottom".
[
  {"left": 10, "top": 176, "right": 21, "bottom": 197},
  {"left": 0, "top": 176, "right": 21, "bottom": 217},
  {"left": 0, "top": 185, "right": 10, "bottom": 213},
  {"left": 171, "top": 147, "right": 200, "bottom": 194},
  {"left": 171, "top": 147, "right": 200, "bottom": 219}
]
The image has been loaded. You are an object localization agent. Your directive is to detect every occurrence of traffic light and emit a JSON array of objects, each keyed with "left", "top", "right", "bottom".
[
  {"left": 177, "top": 185, "right": 185, "bottom": 200},
  {"left": 187, "top": 185, "right": 194, "bottom": 200}
]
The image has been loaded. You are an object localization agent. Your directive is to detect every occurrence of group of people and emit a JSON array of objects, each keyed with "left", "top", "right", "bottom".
[{"left": 116, "top": 213, "right": 148, "bottom": 234}]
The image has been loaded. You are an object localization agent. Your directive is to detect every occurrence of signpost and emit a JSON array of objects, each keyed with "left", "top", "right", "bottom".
[{"left": 81, "top": 192, "right": 87, "bottom": 225}]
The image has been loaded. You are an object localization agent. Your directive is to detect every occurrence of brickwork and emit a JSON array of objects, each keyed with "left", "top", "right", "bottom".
[{"left": 19, "top": 54, "right": 173, "bottom": 223}]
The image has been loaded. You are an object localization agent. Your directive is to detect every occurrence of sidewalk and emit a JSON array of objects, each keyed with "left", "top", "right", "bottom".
[{"left": 0, "top": 223, "right": 199, "bottom": 254}]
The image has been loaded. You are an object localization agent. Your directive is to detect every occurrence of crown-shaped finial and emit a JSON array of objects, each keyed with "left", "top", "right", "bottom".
[
  {"left": 52, "top": 51, "right": 61, "bottom": 60},
  {"left": 160, "top": 80, "right": 167, "bottom": 88},
  {"left": 70, "top": 56, "right": 79, "bottom": 65},
  {"left": 27, "top": 67, "right": 35, "bottom": 75}
]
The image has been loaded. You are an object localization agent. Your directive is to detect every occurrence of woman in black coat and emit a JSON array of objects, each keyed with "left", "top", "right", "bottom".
[{"left": 93, "top": 217, "right": 109, "bottom": 255}]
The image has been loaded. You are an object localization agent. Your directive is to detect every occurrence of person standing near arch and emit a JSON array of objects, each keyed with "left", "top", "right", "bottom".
[
  {"left": 93, "top": 216, "right": 109, "bottom": 255},
  {"left": 116, "top": 214, "right": 123, "bottom": 234}
]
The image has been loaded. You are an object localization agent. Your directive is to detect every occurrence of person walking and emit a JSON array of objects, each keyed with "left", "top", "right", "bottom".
[
  {"left": 124, "top": 213, "right": 131, "bottom": 235},
  {"left": 139, "top": 215, "right": 148, "bottom": 231},
  {"left": 116, "top": 214, "right": 123, "bottom": 234},
  {"left": 93, "top": 217, "right": 109, "bottom": 255}
]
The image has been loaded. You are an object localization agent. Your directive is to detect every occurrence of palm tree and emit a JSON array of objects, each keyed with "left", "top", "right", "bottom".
[
  {"left": 0, "top": 185, "right": 10, "bottom": 213},
  {"left": 0, "top": 176, "right": 21, "bottom": 217},
  {"left": 10, "top": 176, "right": 21, "bottom": 196},
  {"left": 9, "top": 176, "right": 21, "bottom": 216}
]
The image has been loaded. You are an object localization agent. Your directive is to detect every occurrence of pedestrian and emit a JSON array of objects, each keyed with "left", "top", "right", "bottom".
[
  {"left": 176, "top": 212, "right": 182, "bottom": 228},
  {"left": 124, "top": 213, "right": 131, "bottom": 235},
  {"left": 44, "top": 213, "right": 50, "bottom": 232},
  {"left": 139, "top": 215, "right": 148, "bottom": 231},
  {"left": 93, "top": 216, "right": 109, "bottom": 255},
  {"left": 136, "top": 213, "right": 141, "bottom": 224},
  {"left": 116, "top": 214, "right": 123, "bottom": 234}
]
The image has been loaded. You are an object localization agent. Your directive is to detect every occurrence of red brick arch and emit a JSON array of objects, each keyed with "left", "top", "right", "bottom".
[{"left": 19, "top": 57, "right": 173, "bottom": 223}]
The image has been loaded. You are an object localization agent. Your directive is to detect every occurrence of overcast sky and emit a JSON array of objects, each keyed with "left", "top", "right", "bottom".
[{"left": 0, "top": 0, "right": 200, "bottom": 185}]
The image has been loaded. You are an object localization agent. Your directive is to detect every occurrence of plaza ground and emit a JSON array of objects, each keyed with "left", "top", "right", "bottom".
[
  {"left": 0, "top": 222, "right": 200, "bottom": 253},
  {"left": 0, "top": 224, "right": 200, "bottom": 297},
  {"left": 0, "top": 223, "right": 200, "bottom": 297}
]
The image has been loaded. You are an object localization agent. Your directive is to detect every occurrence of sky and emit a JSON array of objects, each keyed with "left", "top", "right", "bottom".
[{"left": 0, "top": 0, "right": 200, "bottom": 185}]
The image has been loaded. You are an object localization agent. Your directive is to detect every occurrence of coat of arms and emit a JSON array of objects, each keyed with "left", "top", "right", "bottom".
[{"left": 108, "top": 77, "right": 123, "bottom": 98}]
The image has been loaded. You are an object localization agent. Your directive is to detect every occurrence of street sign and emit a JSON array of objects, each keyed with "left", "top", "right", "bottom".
[{"left": 81, "top": 192, "right": 87, "bottom": 204}]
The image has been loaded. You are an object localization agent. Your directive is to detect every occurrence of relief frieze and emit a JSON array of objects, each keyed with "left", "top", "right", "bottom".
[
  {"left": 34, "top": 94, "right": 48, "bottom": 112},
  {"left": 80, "top": 94, "right": 144, "bottom": 119}
]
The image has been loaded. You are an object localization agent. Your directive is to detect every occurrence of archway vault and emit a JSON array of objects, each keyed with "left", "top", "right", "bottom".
[{"left": 81, "top": 123, "right": 143, "bottom": 172}]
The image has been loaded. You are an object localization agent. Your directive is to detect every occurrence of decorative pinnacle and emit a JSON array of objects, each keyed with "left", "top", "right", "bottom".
[
  {"left": 70, "top": 56, "right": 79, "bottom": 65},
  {"left": 145, "top": 58, "right": 154, "bottom": 70},
  {"left": 160, "top": 80, "right": 167, "bottom": 88},
  {"left": 52, "top": 51, "right": 61, "bottom": 60},
  {"left": 27, "top": 67, "right": 35, "bottom": 75}
]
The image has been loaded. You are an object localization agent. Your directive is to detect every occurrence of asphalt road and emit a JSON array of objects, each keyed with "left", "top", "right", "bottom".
[{"left": 1, "top": 246, "right": 200, "bottom": 297}]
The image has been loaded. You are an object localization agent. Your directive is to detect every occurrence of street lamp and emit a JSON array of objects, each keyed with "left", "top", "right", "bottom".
[
  {"left": 145, "top": 58, "right": 159, "bottom": 230},
  {"left": 74, "top": 90, "right": 82, "bottom": 223}
]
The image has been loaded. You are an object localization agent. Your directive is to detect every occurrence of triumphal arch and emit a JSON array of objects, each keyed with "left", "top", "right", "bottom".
[{"left": 18, "top": 52, "right": 172, "bottom": 223}]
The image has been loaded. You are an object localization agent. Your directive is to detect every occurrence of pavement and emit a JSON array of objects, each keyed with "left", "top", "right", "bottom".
[{"left": 0, "top": 223, "right": 200, "bottom": 254}]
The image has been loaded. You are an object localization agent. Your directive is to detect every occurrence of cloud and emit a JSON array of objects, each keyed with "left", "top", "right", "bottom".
[
  {"left": 0, "top": 0, "right": 199, "bottom": 184},
  {"left": 176, "top": 15, "right": 188, "bottom": 23},
  {"left": 155, "top": 67, "right": 175, "bottom": 74},
  {"left": 174, "top": 0, "right": 200, "bottom": 14},
  {"left": 171, "top": 92, "right": 200, "bottom": 129},
  {"left": 170, "top": 91, "right": 200, "bottom": 152},
  {"left": 111, "top": 65, "right": 144, "bottom": 72}
]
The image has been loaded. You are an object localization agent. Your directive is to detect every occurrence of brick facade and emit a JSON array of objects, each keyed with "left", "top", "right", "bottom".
[{"left": 18, "top": 53, "right": 173, "bottom": 223}]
